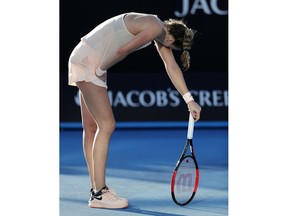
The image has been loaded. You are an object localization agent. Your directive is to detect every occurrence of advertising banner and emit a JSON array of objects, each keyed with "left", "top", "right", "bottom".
[{"left": 60, "top": 71, "right": 227, "bottom": 123}]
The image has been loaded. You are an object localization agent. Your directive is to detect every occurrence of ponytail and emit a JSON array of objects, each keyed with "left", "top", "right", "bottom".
[{"left": 180, "top": 50, "right": 190, "bottom": 71}]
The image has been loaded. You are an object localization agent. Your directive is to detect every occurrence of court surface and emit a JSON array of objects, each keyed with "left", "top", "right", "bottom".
[{"left": 60, "top": 126, "right": 228, "bottom": 216}]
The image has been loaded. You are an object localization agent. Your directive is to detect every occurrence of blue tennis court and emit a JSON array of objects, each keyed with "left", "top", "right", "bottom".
[{"left": 60, "top": 125, "right": 228, "bottom": 216}]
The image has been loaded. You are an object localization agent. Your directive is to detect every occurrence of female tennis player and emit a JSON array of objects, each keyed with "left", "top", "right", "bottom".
[{"left": 68, "top": 12, "right": 202, "bottom": 209}]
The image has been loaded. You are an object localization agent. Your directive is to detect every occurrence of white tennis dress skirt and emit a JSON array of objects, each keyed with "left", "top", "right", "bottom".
[{"left": 68, "top": 40, "right": 107, "bottom": 89}]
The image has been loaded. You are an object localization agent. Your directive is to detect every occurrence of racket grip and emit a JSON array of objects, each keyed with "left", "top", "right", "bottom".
[{"left": 187, "top": 113, "right": 195, "bottom": 139}]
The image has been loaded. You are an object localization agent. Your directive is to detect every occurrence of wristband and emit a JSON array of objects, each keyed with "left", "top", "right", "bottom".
[{"left": 182, "top": 92, "right": 194, "bottom": 103}]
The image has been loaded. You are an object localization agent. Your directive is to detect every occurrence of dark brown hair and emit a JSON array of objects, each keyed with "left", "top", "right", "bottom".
[{"left": 164, "top": 19, "right": 196, "bottom": 71}]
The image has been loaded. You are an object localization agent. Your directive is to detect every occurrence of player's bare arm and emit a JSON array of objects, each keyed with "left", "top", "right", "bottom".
[
  {"left": 154, "top": 41, "right": 190, "bottom": 95},
  {"left": 154, "top": 41, "right": 201, "bottom": 121}
]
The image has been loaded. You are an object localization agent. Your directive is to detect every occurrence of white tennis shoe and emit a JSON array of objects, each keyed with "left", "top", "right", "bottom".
[{"left": 88, "top": 186, "right": 128, "bottom": 209}]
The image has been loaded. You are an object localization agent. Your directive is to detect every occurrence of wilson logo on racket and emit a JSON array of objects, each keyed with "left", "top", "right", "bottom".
[{"left": 176, "top": 173, "right": 193, "bottom": 193}]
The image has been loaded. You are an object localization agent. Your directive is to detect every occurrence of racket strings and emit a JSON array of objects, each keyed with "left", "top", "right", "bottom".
[{"left": 174, "top": 157, "right": 196, "bottom": 203}]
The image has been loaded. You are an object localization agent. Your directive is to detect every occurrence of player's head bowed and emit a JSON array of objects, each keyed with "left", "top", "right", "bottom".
[{"left": 164, "top": 19, "right": 197, "bottom": 71}]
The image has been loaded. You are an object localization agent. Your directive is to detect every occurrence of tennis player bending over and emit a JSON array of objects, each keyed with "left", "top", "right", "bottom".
[{"left": 68, "top": 12, "right": 202, "bottom": 209}]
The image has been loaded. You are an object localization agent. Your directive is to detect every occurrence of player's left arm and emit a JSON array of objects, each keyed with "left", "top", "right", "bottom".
[
  {"left": 154, "top": 41, "right": 201, "bottom": 121},
  {"left": 154, "top": 41, "right": 188, "bottom": 95}
]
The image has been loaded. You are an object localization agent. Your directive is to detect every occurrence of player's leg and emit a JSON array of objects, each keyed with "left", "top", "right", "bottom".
[
  {"left": 76, "top": 81, "right": 115, "bottom": 191},
  {"left": 79, "top": 92, "right": 97, "bottom": 190}
]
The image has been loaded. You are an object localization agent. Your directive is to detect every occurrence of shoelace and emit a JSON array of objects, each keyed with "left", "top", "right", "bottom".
[{"left": 101, "top": 189, "right": 118, "bottom": 200}]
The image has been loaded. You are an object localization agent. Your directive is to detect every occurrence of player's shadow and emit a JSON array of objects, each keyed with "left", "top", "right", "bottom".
[
  {"left": 60, "top": 198, "right": 187, "bottom": 216},
  {"left": 109, "top": 205, "right": 187, "bottom": 216}
]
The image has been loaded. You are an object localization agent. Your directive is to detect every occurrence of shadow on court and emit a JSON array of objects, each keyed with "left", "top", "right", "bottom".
[
  {"left": 60, "top": 128, "right": 228, "bottom": 216},
  {"left": 97, "top": 206, "right": 188, "bottom": 216}
]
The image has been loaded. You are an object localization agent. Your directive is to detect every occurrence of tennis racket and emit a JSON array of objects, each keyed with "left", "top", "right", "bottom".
[{"left": 171, "top": 113, "right": 199, "bottom": 206}]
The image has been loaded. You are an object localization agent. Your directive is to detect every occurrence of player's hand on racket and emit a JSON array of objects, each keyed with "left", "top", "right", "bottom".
[{"left": 187, "top": 101, "right": 201, "bottom": 121}]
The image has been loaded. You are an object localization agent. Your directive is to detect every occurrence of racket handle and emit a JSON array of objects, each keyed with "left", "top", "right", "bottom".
[{"left": 187, "top": 113, "right": 195, "bottom": 139}]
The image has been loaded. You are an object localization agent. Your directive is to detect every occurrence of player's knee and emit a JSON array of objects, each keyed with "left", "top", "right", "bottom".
[
  {"left": 106, "top": 120, "right": 116, "bottom": 134},
  {"left": 99, "top": 120, "right": 115, "bottom": 135}
]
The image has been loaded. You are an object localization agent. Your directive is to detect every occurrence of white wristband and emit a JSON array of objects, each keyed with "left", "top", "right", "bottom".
[{"left": 182, "top": 92, "right": 194, "bottom": 104}]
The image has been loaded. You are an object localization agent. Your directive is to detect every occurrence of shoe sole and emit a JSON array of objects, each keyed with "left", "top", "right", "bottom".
[
  {"left": 89, "top": 199, "right": 128, "bottom": 209},
  {"left": 89, "top": 202, "right": 128, "bottom": 209}
]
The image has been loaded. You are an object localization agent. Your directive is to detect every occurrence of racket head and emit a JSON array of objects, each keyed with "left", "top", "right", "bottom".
[{"left": 171, "top": 155, "right": 199, "bottom": 206}]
